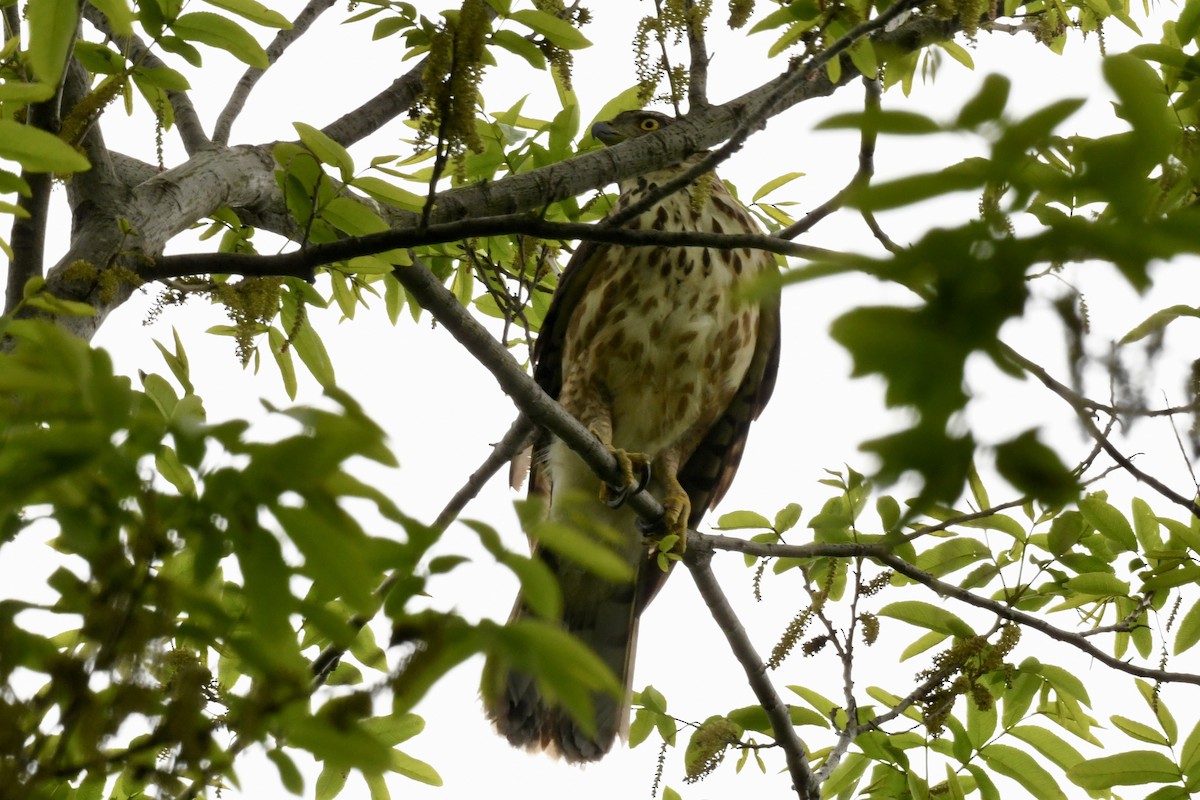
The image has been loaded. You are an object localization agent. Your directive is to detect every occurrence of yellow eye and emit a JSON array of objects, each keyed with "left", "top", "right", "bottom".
[{"left": 639, "top": 117, "right": 660, "bottom": 131}]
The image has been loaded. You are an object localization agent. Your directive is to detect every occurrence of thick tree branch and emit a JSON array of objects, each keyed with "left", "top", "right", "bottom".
[
  {"left": 44, "top": 9, "right": 955, "bottom": 337},
  {"left": 213, "top": 0, "right": 337, "bottom": 146},
  {"left": 703, "top": 535, "right": 1200, "bottom": 687},
  {"left": 686, "top": 544, "right": 819, "bottom": 799}
]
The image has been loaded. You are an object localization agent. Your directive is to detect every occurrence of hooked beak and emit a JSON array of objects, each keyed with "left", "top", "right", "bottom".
[{"left": 591, "top": 121, "right": 625, "bottom": 146}]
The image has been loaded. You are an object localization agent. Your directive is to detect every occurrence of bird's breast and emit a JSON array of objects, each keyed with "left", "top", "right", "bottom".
[{"left": 563, "top": 182, "right": 771, "bottom": 456}]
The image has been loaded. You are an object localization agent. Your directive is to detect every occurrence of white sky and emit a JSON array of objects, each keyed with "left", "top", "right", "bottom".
[{"left": 6, "top": 1, "right": 1200, "bottom": 798}]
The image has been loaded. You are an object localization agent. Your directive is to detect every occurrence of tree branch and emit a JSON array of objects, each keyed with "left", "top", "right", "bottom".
[
  {"left": 686, "top": 543, "right": 819, "bottom": 799},
  {"left": 777, "top": 76, "right": 880, "bottom": 240},
  {"left": 213, "top": 0, "right": 337, "bottom": 146},
  {"left": 5, "top": 12, "right": 76, "bottom": 315},
  {"left": 607, "top": 0, "right": 927, "bottom": 229},
  {"left": 389, "top": 255, "right": 667, "bottom": 525},
  {"left": 702, "top": 534, "right": 1200, "bottom": 687},
  {"left": 310, "top": 413, "right": 535, "bottom": 685},
  {"left": 684, "top": 0, "right": 710, "bottom": 110},
  {"left": 148, "top": 214, "right": 852, "bottom": 279},
  {"left": 82, "top": 5, "right": 211, "bottom": 155},
  {"left": 1001, "top": 344, "right": 1200, "bottom": 519}
]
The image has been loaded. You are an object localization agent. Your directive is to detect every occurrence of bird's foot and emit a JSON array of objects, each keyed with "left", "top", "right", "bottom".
[
  {"left": 644, "top": 481, "right": 690, "bottom": 569},
  {"left": 597, "top": 446, "right": 652, "bottom": 509}
]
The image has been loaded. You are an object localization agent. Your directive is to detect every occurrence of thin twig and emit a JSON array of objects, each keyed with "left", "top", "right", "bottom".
[
  {"left": 701, "top": 534, "right": 1200, "bottom": 687},
  {"left": 1002, "top": 344, "right": 1200, "bottom": 519},
  {"left": 1078, "top": 593, "right": 1154, "bottom": 638},
  {"left": 310, "top": 414, "right": 535, "bottom": 685},
  {"left": 684, "top": 0, "right": 710, "bottom": 110},
  {"left": 1163, "top": 390, "right": 1200, "bottom": 496},
  {"left": 686, "top": 544, "right": 819, "bottom": 799},
  {"left": 777, "top": 76, "right": 881, "bottom": 240},
  {"left": 901, "top": 496, "right": 1029, "bottom": 543},
  {"left": 213, "top": 0, "right": 337, "bottom": 145}
]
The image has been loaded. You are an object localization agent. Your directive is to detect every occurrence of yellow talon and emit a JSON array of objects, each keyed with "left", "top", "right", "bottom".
[
  {"left": 598, "top": 447, "right": 652, "bottom": 507},
  {"left": 649, "top": 478, "right": 690, "bottom": 558}
]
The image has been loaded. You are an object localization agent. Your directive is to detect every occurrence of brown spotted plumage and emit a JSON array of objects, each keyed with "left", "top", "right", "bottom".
[{"left": 483, "top": 110, "right": 781, "bottom": 762}]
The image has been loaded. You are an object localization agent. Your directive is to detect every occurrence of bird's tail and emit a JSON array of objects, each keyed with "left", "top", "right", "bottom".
[{"left": 482, "top": 569, "right": 641, "bottom": 763}]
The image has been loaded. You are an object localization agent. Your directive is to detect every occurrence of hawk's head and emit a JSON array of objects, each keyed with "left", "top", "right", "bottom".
[{"left": 591, "top": 110, "right": 675, "bottom": 146}]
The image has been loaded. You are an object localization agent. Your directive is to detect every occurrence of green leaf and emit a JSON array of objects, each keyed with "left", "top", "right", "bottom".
[
  {"left": 914, "top": 537, "right": 989, "bottom": 577},
  {"left": 491, "top": 28, "right": 546, "bottom": 69},
  {"left": 994, "top": 430, "right": 1079, "bottom": 506},
  {"left": 352, "top": 176, "right": 423, "bottom": 211},
  {"left": 133, "top": 64, "right": 192, "bottom": 92},
  {"left": 296, "top": 122, "right": 355, "bottom": 181},
  {"left": 88, "top": 0, "right": 135, "bottom": 36},
  {"left": 956, "top": 74, "right": 1010, "bottom": 129},
  {"left": 203, "top": 0, "right": 292, "bottom": 28},
  {"left": 877, "top": 600, "right": 974, "bottom": 637},
  {"left": 389, "top": 748, "right": 442, "bottom": 786},
  {"left": 465, "top": 519, "right": 561, "bottom": 619},
  {"left": 291, "top": 318, "right": 336, "bottom": 388},
  {"left": 1037, "top": 663, "right": 1091, "bottom": 706},
  {"left": 0, "top": 120, "right": 91, "bottom": 174},
  {"left": 1063, "top": 573, "right": 1129, "bottom": 596},
  {"left": 817, "top": 109, "right": 941, "bottom": 135},
  {"left": 981, "top": 744, "right": 1067, "bottom": 800},
  {"left": 532, "top": 520, "right": 635, "bottom": 583},
  {"left": 899, "top": 630, "right": 947, "bottom": 661},
  {"left": 1067, "top": 750, "right": 1181, "bottom": 789},
  {"left": 1174, "top": 597, "right": 1200, "bottom": 654},
  {"left": 1120, "top": 305, "right": 1200, "bottom": 344},
  {"left": 968, "top": 690, "right": 997, "bottom": 747},
  {"left": 1136, "top": 679, "right": 1177, "bottom": 744},
  {"left": 774, "top": 503, "right": 802, "bottom": 534},
  {"left": 268, "top": 327, "right": 298, "bottom": 400},
  {"left": 273, "top": 505, "right": 375, "bottom": 610},
  {"left": 155, "top": 445, "right": 196, "bottom": 495},
  {"left": 1181, "top": 718, "right": 1200, "bottom": 774},
  {"left": 715, "top": 510, "right": 772, "bottom": 530},
  {"left": 314, "top": 764, "right": 347, "bottom": 800},
  {"left": 172, "top": 12, "right": 269, "bottom": 67},
  {"left": 27, "top": 0, "right": 77, "bottom": 85},
  {"left": 0, "top": 82, "right": 56, "bottom": 104},
  {"left": 508, "top": 9, "right": 591, "bottom": 49},
  {"left": 787, "top": 684, "right": 838, "bottom": 717},
  {"left": 1078, "top": 494, "right": 1137, "bottom": 551},
  {"left": 1010, "top": 725, "right": 1083, "bottom": 772},
  {"left": 321, "top": 197, "right": 388, "bottom": 236},
  {"left": 753, "top": 171, "right": 806, "bottom": 202},
  {"left": 822, "top": 752, "right": 870, "bottom": 798},
  {"left": 296, "top": 713, "right": 395, "bottom": 773},
  {"left": 1103, "top": 53, "right": 1177, "bottom": 161},
  {"left": 1111, "top": 714, "right": 1170, "bottom": 745}
]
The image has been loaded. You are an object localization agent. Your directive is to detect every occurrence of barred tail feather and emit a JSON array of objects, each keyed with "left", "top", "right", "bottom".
[{"left": 483, "top": 583, "right": 639, "bottom": 763}]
